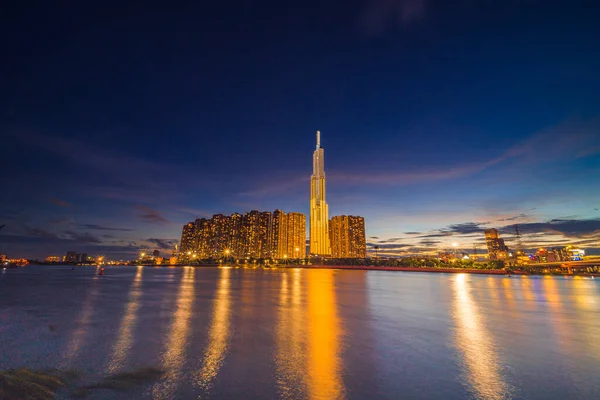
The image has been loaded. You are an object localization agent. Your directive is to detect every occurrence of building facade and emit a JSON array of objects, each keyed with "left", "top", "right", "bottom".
[
  {"left": 178, "top": 210, "right": 306, "bottom": 261},
  {"left": 286, "top": 212, "right": 307, "bottom": 259},
  {"left": 484, "top": 228, "right": 509, "bottom": 260},
  {"left": 310, "top": 130, "right": 331, "bottom": 255},
  {"left": 329, "top": 215, "right": 367, "bottom": 258}
]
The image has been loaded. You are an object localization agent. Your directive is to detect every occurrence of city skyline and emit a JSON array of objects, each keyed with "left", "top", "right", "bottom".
[{"left": 1, "top": 0, "right": 599, "bottom": 259}]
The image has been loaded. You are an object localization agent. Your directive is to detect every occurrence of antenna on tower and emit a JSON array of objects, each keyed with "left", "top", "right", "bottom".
[{"left": 316, "top": 130, "right": 321, "bottom": 149}]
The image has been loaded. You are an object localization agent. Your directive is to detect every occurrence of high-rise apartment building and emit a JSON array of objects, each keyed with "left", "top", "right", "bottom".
[
  {"left": 65, "top": 251, "right": 78, "bottom": 263},
  {"left": 484, "top": 228, "right": 509, "bottom": 260},
  {"left": 180, "top": 222, "right": 196, "bottom": 257},
  {"left": 310, "top": 130, "right": 331, "bottom": 255},
  {"left": 271, "top": 210, "right": 288, "bottom": 259},
  {"left": 329, "top": 215, "right": 367, "bottom": 258},
  {"left": 179, "top": 210, "right": 306, "bottom": 261},
  {"left": 287, "top": 212, "right": 306, "bottom": 258}
]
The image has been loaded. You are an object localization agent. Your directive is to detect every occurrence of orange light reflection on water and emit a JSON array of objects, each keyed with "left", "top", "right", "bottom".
[
  {"left": 196, "top": 267, "right": 232, "bottom": 392},
  {"left": 453, "top": 274, "right": 511, "bottom": 400},
  {"left": 307, "top": 269, "right": 344, "bottom": 400},
  {"left": 275, "top": 269, "right": 306, "bottom": 399}
]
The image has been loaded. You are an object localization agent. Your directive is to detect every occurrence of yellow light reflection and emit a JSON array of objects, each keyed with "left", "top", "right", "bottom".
[
  {"left": 569, "top": 277, "right": 600, "bottom": 361},
  {"left": 307, "top": 269, "right": 344, "bottom": 400},
  {"left": 152, "top": 267, "right": 196, "bottom": 399},
  {"left": 571, "top": 276, "right": 598, "bottom": 311},
  {"left": 520, "top": 276, "right": 536, "bottom": 304},
  {"left": 196, "top": 267, "right": 232, "bottom": 392},
  {"left": 62, "top": 269, "right": 102, "bottom": 367},
  {"left": 275, "top": 269, "right": 306, "bottom": 398},
  {"left": 500, "top": 276, "right": 515, "bottom": 305},
  {"left": 107, "top": 266, "right": 144, "bottom": 373},
  {"left": 453, "top": 274, "right": 510, "bottom": 400}
]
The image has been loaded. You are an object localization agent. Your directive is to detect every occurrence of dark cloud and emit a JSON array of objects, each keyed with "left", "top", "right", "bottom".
[
  {"left": 498, "top": 214, "right": 528, "bottom": 222},
  {"left": 50, "top": 198, "right": 72, "bottom": 208},
  {"left": 24, "top": 227, "right": 61, "bottom": 239},
  {"left": 78, "top": 224, "right": 135, "bottom": 231},
  {"left": 419, "top": 239, "right": 439, "bottom": 246},
  {"left": 370, "top": 236, "right": 380, "bottom": 239},
  {"left": 404, "top": 231, "right": 421, "bottom": 235},
  {"left": 147, "top": 238, "right": 178, "bottom": 250},
  {"left": 501, "top": 218, "right": 600, "bottom": 238},
  {"left": 367, "top": 242, "right": 412, "bottom": 250},
  {"left": 50, "top": 217, "right": 73, "bottom": 225},
  {"left": 135, "top": 205, "right": 168, "bottom": 224},
  {"left": 377, "top": 237, "right": 403, "bottom": 243},
  {"left": 416, "top": 232, "right": 453, "bottom": 238},
  {"left": 445, "top": 222, "right": 488, "bottom": 235},
  {"left": 63, "top": 230, "right": 102, "bottom": 244}
]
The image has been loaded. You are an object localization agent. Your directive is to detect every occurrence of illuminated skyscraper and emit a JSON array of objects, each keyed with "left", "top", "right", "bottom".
[
  {"left": 330, "top": 215, "right": 366, "bottom": 258},
  {"left": 310, "top": 130, "right": 331, "bottom": 255},
  {"left": 484, "top": 228, "right": 509, "bottom": 260}
]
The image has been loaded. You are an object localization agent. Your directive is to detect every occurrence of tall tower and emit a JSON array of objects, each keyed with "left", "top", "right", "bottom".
[{"left": 310, "top": 130, "right": 331, "bottom": 255}]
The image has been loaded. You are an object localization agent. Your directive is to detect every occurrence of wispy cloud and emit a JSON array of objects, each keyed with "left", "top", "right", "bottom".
[
  {"left": 77, "top": 224, "right": 135, "bottom": 232},
  {"left": 362, "top": 0, "right": 428, "bottom": 35},
  {"left": 147, "top": 238, "right": 179, "bottom": 250},
  {"left": 50, "top": 198, "right": 72, "bottom": 208},
  {"left": 135, "top": 205, "right": 168, "bottom": 224},
  {"left": 63, "top": 230, "right": 102, "bottom": 244},
  {"left": 500, "top": 218, "right": 600, "bottom": 239}
]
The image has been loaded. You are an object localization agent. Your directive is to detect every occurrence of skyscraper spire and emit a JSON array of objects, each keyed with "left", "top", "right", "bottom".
[{"left": 310, "top": 130, "right": 330, "bottom": 255}]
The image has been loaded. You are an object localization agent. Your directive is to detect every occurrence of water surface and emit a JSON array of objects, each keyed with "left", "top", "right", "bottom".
[{"left": 1, "top": 265, "right": 599, "bottom": 399}]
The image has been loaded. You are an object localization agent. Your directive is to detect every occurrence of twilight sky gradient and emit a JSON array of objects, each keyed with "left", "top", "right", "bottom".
[{"left": 2, "top": 0, "right": 600, "bottom": 259}]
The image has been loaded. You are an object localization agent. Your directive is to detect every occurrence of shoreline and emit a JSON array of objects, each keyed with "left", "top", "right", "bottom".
[
  {"left": 274, "top": 264, "right": 600, "bottom": 277},
  {"left": 26, "top": 263, "right": 600, "bottom": 277}
]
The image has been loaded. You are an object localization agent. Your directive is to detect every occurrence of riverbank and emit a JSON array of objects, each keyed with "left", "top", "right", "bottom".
[
  {"left": 281, "top": 264, "right": 511, "bottom": 275},
  {"left": 275, "top": 264, "right": 600, "bottom": 277}
]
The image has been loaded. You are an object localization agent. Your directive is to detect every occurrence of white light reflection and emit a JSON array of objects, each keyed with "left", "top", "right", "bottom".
[
  {"left": 152, "top": 267, "right": 196, "bottom": 399},
  {"left": 107, "top": 266, "right": 144, "bottom": 373},
  {"left": 62, "top": 268, "right": 102, "bottom": 367}
]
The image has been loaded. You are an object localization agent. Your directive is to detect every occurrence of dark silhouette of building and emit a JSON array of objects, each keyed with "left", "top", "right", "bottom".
[{"left": 65, "top": 251, "right": 78, "bottom": 263}]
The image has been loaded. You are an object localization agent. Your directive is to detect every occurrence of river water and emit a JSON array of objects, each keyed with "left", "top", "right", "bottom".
[{"left": 1, "top": 265, "right": 599, "bottom": 399}]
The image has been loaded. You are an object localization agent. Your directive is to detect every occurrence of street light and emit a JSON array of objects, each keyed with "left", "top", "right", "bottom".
[
  {"left": 283, "top": 254, "right": 287, "bottom": 265},
  {"left": 223, "top": 249, "right": 231, "bottom": 265}
]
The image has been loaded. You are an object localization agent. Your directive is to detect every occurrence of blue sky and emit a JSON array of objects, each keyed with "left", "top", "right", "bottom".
[{"left": 1, "top": 0, "right": 599, "bottom": 259}]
